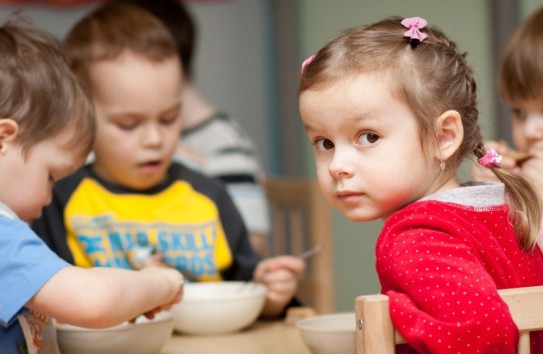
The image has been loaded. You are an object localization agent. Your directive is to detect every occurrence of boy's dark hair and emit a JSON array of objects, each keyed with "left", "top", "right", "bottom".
[
  {"left": 114, "top": 0, "right": 196, "bottom": 80},
  {"left": 0, "top": 16, "right": 95, "bottom": 156},
  {"left": 64, "top": 2, "right": 180, "bottom": 91}
]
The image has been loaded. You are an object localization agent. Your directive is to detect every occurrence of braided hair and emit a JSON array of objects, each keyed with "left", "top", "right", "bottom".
[{"left": 299, "top": 16, "right": 541, "bottom": 249}]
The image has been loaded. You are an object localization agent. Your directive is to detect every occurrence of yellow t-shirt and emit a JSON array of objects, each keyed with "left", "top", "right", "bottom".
[{"left": 33, "top": 164, "right": 260, "bottom": 282}]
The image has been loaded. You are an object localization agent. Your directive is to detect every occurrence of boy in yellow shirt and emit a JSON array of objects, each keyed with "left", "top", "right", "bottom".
[{"left": 33, "top": 3, "right": 303, "bottom": 318}]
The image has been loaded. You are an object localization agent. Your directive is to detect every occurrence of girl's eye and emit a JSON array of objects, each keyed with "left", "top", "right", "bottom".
[
  {"left": 315, "top": 139, "right": 334, "bottom": 151},
  {"left": 511, "top": 108, "right": 527, "bottom": 121},
  {"left": 359, "top": 132, "right": 380, "bottom": 145}
]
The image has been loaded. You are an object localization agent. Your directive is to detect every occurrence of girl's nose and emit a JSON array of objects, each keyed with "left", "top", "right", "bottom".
[
  {"left": 523, "top": 113, "right": 543, "bottom": 143},
  {"left": 328, "top": 148, "right": 355, "bottom": 178}
]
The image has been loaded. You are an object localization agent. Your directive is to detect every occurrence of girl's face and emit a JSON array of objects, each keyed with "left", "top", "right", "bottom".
[
  {"left": 509, "top": 97, "right": 543, "bottom": 156},
  {"left": 299, "top": 73, "right": 445, "bottom": 222}
]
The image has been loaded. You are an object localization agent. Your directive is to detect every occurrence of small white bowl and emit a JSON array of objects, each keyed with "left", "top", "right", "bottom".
[
  {"left": 171, "top": 281, "right": 267, "bottom": 335},
  {"left": 56, "top": 311, "right": 173, "bottom": 354},
  {"left": 296, "top": 312, "right": 356, "bottom": 354}
]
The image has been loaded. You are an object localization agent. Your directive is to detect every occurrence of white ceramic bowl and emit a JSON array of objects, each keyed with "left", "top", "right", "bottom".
[
  {"left": 56, "top": 311, "right": 174, "bottom": 354},
  {"left": 171, "top": 281, "right": 267, "bottom": 335},
  {"left": 296, "top": 312, "right": 356, "bottom": 354}
]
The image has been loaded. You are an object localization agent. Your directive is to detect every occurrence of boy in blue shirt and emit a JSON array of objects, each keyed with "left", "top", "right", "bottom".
[{"left": 0, "top": 15, "right": 182, "bottom": 353}]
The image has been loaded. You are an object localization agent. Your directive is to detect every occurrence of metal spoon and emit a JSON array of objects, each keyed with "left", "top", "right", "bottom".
[{"left": 296, "top": 244, "right": 322, "bottom": 260}]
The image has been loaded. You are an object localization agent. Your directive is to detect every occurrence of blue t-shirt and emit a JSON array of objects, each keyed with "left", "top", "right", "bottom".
[{"left": 0, "top": 206, "right": 68, "bottom": 353}]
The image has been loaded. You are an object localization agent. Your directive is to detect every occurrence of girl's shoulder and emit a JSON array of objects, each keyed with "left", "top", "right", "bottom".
[
  {"left": 388, "top": 182, "right": 507, "bottom": 223},
  {"left": 380, "top": 183, "right": 510, "bottom": 243}
]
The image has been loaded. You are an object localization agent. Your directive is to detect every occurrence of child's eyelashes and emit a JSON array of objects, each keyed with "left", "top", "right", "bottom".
[
  {"left": 510, "top": 108, "right": 527, "bottom": 121},
  {"left": 115, "top": 120, "right": 138, "bottom": 131},
  {"left": 159, "top": 116, "right": 179, "bottom": 126},
  {"left": 315, "top": 138, "right": 334, "bottom": 152},
  {"left": 313, "top": 132, "right": 379, "bottom": 152},
  {"left": 117, "top": 124, "right": 137, "bottom": 131},
  {"left": 115, "top": 120, "right": 176, "bottom": 131},
  {"left": 358, "top": 132, "right": 380, "bottom": 145}
]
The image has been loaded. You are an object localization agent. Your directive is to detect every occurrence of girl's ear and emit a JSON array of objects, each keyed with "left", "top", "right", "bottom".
[
  {"left": 0, "top": 119, "right": 19, "bottom": 154},
  {"left": 435, "top": 110, "right": 463, "bottom": 161}
]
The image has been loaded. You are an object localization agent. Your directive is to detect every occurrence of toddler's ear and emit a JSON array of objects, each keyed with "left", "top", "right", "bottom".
[
  {"left": 434, "top": 110, "right": 463, "bottom": 161},
  {"left": 0, "top": 119, "right": 19, "bottom": 153}
]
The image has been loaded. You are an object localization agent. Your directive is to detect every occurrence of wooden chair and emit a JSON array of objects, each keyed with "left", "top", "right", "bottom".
[
  {"left": 264, "top": 177, "right": 335, "bottom": 314},
  {"left": 355, "top": 285, "right": 543, "bottom": 353}
]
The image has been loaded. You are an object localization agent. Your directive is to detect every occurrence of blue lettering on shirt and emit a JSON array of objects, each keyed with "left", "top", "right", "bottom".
[{"left": 74, "top": 218, "right": 220, "bottom": 277}]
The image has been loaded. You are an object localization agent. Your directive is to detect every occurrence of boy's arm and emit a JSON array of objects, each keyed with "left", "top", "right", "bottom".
[{"left": 26, "top": 266, "right": 183, "bottom": 328}]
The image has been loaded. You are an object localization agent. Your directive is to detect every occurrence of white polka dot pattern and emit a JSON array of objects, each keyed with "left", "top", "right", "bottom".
[{"left": 376, "top": 200, "right": 543, "bottom": 353}]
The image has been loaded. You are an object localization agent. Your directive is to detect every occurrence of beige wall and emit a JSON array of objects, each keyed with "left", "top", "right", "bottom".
[{"left": 297, "top": 0, "right": 495, "bottom": 311}]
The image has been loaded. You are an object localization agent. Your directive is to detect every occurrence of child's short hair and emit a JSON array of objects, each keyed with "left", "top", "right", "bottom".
[
  {"left": 115, "top": 0, "right": 196, "bottom": 80},
  {"left": 64, "top": 2, "right": 180, "bottom": 91},
  {"left": 0, "top": 16, "right": 95, "bottom": 156},
  {"left": 500, "top": 6, "right": 543, "bottom": 103}
]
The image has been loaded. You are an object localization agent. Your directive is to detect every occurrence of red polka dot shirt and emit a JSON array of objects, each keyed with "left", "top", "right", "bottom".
[{"left": 376, "top": 184, "right": 543, "bottom": 353}]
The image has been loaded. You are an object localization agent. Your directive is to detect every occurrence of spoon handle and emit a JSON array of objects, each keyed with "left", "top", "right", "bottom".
[{"left": 296, "top": 244, "right": 322, "bottom": 260}]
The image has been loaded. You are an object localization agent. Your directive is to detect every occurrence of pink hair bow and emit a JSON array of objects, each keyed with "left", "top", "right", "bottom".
[
  {"left": 401, "top": 17, "right": 428, "bottom": 45},
  {"left": 478, "top": 148, "right": 502, "bottom": 168},
  {"left": 301, "top": 54, "right": 316, "bottom": 74}
]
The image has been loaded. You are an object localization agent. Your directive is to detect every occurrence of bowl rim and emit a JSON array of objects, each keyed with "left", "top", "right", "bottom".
[
  {"left": 56, "top": 311, "right": 173, "bottom": 332},
  {"left": 296, "top": 312, "right": 355, "bottom": 334},
  {"left": 179, "top": 281, "right": 267, "bottom": 303}
]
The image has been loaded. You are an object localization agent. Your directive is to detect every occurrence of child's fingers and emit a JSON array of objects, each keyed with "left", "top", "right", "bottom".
[{"left": 253, "top": 256, "right": 305, "bottom": 281}]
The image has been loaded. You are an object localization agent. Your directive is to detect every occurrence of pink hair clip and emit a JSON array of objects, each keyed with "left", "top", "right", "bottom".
[
  {"left": 301, "top": 54, "right": 316, "bottom": 74},
  {"left": 401, "top": 17, "right": 428, "bottom": 48},
  {"left": 478, "top": 148, "right": 502, "bottom": 168}
]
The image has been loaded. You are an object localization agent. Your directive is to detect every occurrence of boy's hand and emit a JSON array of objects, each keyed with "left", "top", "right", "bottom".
[
  {"left": 253, "top": 256, "right": 305, "bottom": 317},
  {"left": 132, "top": 267, "right": 184, "bottom": 321}
]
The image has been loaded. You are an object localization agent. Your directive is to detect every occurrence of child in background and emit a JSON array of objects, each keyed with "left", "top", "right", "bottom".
[
  {"left": 32, "top": 3, "right": 303, "bottom": 318},
  {"left": 0, "top": 17, "right": 182, "bottom": 353},
  {"left": 115, "top": 0, "right": 272, "bottom": 257},
  {"left": 472, "top": 6, "right": 543, "bottom": 250},
  {"left": 298, "top": 16, "right": 543, "bottom": 353}
]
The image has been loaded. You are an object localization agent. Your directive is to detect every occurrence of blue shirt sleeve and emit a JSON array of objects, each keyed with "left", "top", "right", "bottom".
[{"left": 0, "top": 217, "right": 68, "bottom": 326}]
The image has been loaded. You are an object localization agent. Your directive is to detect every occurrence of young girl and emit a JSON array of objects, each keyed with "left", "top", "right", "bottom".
[
  {"left": 472, "top": 5, "right": 543, "bottom": 251},
  {"left": 0, "top": 17, "right": 182, "bottom": 353},
  {"left": 298, "top": 16, "right": 543, "bottom": 353}
]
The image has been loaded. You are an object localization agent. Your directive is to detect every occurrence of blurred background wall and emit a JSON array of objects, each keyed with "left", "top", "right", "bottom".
[{"left": 1, "top": 0, "right": 541, "bottom": 312}]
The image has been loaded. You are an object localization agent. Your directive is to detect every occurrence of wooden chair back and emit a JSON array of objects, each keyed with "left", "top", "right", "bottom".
[
  {"left": 264, "top": 177, "right": 335, "bottom": 314},
  {"left": 355, "top": 285, "right": 543, "bottom": 353}
]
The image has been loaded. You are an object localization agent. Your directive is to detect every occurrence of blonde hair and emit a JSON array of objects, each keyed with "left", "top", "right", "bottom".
[
  {"left": 299, "top": 16, "right": 541, "bottom": 250},
  {"left": 0, "top": 15, "right": 95, "bottom": 157}
]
